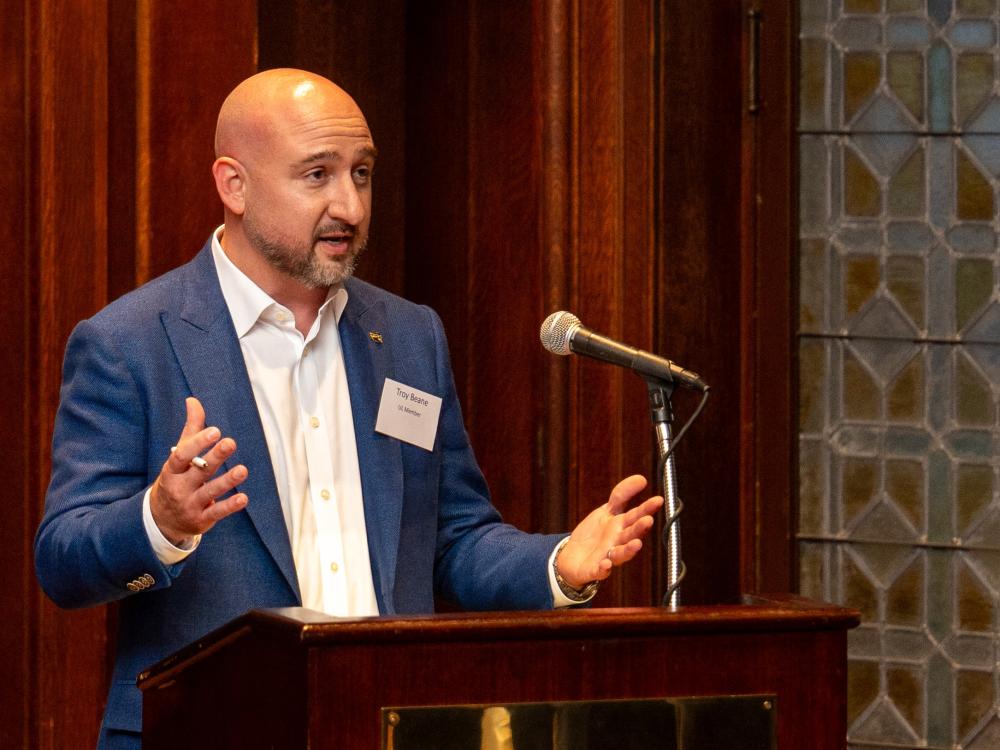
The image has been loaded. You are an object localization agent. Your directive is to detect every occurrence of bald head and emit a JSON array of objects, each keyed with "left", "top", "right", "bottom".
[
  {"left": 215, "top": 69, "right": 370, "bottom": 163},
  {"left": 211, "top": 68, "right": 376, "bottom": 303}
]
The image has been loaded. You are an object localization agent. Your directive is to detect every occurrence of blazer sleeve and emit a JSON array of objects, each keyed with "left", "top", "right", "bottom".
[
  {"left": 34, "top": 317, "right": 180, "bottom": 609},
  {"left": 424, "top": 307, "right": 563, "bottom": 611}
]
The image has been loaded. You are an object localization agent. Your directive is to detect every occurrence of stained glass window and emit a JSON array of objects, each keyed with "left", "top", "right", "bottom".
[{"left": 798, "top": 1, "right": 1000, "bottom": 747}]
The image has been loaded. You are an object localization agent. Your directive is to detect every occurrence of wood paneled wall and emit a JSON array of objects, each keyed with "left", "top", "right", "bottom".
[
  {"left": 3, "top": 2, "right": 256, "bottom": 746},
  {"left": 0, "top": 0, "right": 794, "bottom": 746},
  {"left": 5, "top": 4, "right": 112, "bottom": 747}
]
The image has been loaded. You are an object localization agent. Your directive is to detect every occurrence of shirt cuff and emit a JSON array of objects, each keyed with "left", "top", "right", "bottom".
[
  {"left": 548, "top": 536, "right": 597, "bottom": 608},
  {"left": 143, "top": 487, "right": 201, "bottom": 565}
]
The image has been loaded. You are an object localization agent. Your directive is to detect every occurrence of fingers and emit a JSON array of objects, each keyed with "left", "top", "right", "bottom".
[
  {"left": 607, "top": 538, "right": 644, "bottom": 567},
  {"left": 152, "top": 461, "right": 249, "bottom": 544},
  {"left": 583, "top": 540, "right": 642, "bottom": 582},
  {"left": 592, "top": 557, "right": 614, "bottom": 581},
  {"left": 606, "top": 474, "right": 648, "bottom": 513},
  {"left": 560, "top": 476, "right": 663, "bottom": 584},
  {"left": 199, "top": 436, "right": 238, "bottom": 475},
  {"left": 621, "top": 496, "right": 664, "bottom": 527},
  {"left": 180, "top": 396, "right": 206, "bottom": 439},
  {"left": 166, "top": 398, "right": 236, "bottom": 477},
  {"left": 605, "top": 515, "right": 655, "bottom": 558},
  {"left": 616, "top": 506, "right": 663, "bottom": 551},
  {"left": 200, "top": 491, "right": 249, "bottom": 525},
  {"left": 166, "top": 426, "right": 221, "bottom": 475},
  {"left": 604, "top": 494, "right": 661, "bottom": 568},
  {"left": 152, "top": 398, "right": 249, "bottom": 544},
  {"left": 197, "top": 464, "right": 249, "bottom": 507}
]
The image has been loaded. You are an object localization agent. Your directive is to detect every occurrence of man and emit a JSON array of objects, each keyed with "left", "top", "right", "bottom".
[{"left": 35, "top": 69, "right": 662, "bottom": 748}]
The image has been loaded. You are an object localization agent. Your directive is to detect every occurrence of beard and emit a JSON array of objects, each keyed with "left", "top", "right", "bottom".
[{"left": 244, "top": 210, "right": 366, "bottom": 289}]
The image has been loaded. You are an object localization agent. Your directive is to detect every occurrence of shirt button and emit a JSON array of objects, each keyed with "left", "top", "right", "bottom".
[
  {"left": 320, "top": 489, "right": 331, "bottom": 501},
  {"left": 310, "top": 416, "right": 320, "bottom": 428},
  {"left": 330, "top": 562, "right": 339, "bottom": 573},
  {"left": 276, "top": 311, "right": 289, "bottom": 322}
]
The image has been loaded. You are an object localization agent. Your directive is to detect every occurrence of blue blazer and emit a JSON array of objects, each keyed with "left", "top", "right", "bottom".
[{"left": 35, "top": 239, "right": 562, "bottom": 737}]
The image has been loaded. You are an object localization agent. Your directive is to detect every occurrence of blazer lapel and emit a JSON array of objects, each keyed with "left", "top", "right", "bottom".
[
  {"left": 340, "top": 281, "right": 403, "bottom": 614},
  {"left": 162, "top": 245, "right": 301, "bottom": 602}
]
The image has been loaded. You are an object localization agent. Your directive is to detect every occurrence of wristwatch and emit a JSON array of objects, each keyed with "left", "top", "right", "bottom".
[{"left": 553, "top": 539, "right": 600, "bottom": 602}]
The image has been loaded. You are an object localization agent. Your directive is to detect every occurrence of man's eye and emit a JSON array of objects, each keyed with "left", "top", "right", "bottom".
[
  {"left": 306, "top": 169, "right": 326, "bottom": 181},
  {"left": 353, "top": 167, "right": 371, "bottom": 184}
]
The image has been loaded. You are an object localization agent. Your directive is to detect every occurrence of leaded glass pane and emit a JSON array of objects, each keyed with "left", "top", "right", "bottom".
[{"left": 799, "top": 0, "right": 1000, "bottom": 746}]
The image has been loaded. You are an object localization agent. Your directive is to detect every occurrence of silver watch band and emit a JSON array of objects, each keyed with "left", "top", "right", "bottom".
[{"left": 553, "top": 539, "right": 600, "bottom": 602}]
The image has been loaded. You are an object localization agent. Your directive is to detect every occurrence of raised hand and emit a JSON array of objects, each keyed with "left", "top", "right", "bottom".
[
  {"left": 555, "top": 475, "right": 663, "bottom": 589},
  {"left": 150, "top": 397, "right": 249, "bottom": 546}
]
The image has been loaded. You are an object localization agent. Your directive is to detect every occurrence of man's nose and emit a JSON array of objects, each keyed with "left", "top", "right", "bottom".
[{"left": 327, "top": 175, "right": 366, "bottom": 226}]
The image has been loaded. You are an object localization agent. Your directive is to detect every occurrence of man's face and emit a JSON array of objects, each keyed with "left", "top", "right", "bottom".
[{"left": 240, "top": 86, "right": 376, "bottom": 289}]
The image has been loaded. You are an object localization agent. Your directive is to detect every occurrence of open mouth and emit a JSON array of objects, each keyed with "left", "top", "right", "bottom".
[{"left": 317, "top": 234, "right": 353, "bottom": 254}]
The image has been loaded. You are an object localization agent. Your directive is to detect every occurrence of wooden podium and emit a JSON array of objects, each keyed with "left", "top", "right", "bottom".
[{"left": 139, "top": 595, "right": 857, "bottom": 749}]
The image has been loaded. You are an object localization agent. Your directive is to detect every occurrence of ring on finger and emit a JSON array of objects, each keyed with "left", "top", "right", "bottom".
[
  {"left": 170, "top": 446, "right": 210, "bottom": 471},
  {"left": 607, "top": 547, "right": 614, "bottom": 562}
]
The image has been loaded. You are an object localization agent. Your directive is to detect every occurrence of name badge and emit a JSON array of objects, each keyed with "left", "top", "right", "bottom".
[{"left": 375, "top": 378, "right": 443, "bottom": 451}]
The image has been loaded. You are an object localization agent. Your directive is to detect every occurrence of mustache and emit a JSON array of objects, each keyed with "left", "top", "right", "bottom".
[{"left": 314, "top": 222, "right": 356, "bottom": 239}]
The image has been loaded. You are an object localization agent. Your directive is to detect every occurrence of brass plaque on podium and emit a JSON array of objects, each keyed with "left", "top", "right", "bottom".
[{"left": 382, "top": 695, "right": 775, "bottom": 749}]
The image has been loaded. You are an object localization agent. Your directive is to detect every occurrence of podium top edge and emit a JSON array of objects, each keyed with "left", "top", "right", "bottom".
[
  {"left": 270, "top": 596, "right": 860, "bottom": 641},
  {"left": 138, "top": 595, "right": 859, "bottom": 689}
]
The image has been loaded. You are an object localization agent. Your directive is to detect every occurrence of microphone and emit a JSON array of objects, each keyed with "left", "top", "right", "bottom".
[{"left": 540, "top": 311, "right": 708, "bottom": 392}]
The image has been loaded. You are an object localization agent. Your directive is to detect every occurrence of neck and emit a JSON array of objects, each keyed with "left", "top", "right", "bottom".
[
  {"left": 220, "top": 224, "right": 332, "bottom": 337},
  {"left": 282, "top": 296, "right": 326, "bottom": 337}
]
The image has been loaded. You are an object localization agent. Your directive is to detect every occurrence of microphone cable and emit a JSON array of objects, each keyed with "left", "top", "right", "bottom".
[{"left": 656, "top": 386, "right": 709, "bottom": 607}]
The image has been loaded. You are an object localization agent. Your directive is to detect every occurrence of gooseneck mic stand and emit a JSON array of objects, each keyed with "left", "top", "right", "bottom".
[{"left": 647, "top": 378, "right": 685, "bottom": 611}]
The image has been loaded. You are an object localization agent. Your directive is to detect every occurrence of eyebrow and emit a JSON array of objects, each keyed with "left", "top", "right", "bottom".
[{"left": 296, "top": 145, "right": 378, "bottom": 167}]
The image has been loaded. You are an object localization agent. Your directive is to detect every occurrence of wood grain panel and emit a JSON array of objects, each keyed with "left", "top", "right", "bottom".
[
  {"left": 134, "top": 1, "right": 258, "bottom": 285},
  {"left": 462, "top": 0, "right": 547, "bottom": 533},
  {"left": 539, "top": 0, "right": 573, "bottom": 535},
  {"left": 0, "top": 4, "right": 33, "bottom": 747},
  {"left": 107, "top": 0, "right": 138, "bottom": 301},
  {"left": 402, "top": 0, "right": 549, "bottom": 533},
  {"left": 0, "top": 2, "right": 258, "bottom": 745},
  {"left": 657, "top": 1, "right": 745, "bottom": 605},
  {"left": 26, "top": 2, "right": 112, "bottom": 747},
  {"left": 110, "top": 1, "right": 258, "bottom": 297},
  {"left": 569, "top": 0, "right": 660, "bottom": 607},
  {"left": 571, "top": 1, "right": 629, "bottom": 535},
  {"left": 740, "top": 0, "right": 795, "bottom": 594},
  {"left": 402, "top": 0, "right": 473, "bottom": 458},
  {"left": 616, "top": 0, "right": 659, "bottom": 606}
]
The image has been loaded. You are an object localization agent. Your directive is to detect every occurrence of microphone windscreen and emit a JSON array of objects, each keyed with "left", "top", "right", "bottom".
[{"left": 539, "top": 311, "right": 580, "bottom": 355}]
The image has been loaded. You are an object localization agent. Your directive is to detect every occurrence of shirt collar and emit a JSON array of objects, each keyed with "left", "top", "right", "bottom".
[{"left": 210, "top": 226, "right": 348, "bottom": 338}]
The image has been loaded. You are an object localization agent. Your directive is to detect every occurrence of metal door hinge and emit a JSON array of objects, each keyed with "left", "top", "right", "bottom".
[{"left": 748, "top": 7, "right": 762, "bottom": 114}]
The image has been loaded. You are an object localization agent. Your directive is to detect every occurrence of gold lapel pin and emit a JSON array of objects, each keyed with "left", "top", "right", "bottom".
[{"left": 368, "top": 331, "right": 384, "bottom": 344}]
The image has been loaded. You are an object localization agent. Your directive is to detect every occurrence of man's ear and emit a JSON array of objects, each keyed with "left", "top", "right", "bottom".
[{"left": 212, "top": 157, "right": 246, "bottom": 215}]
